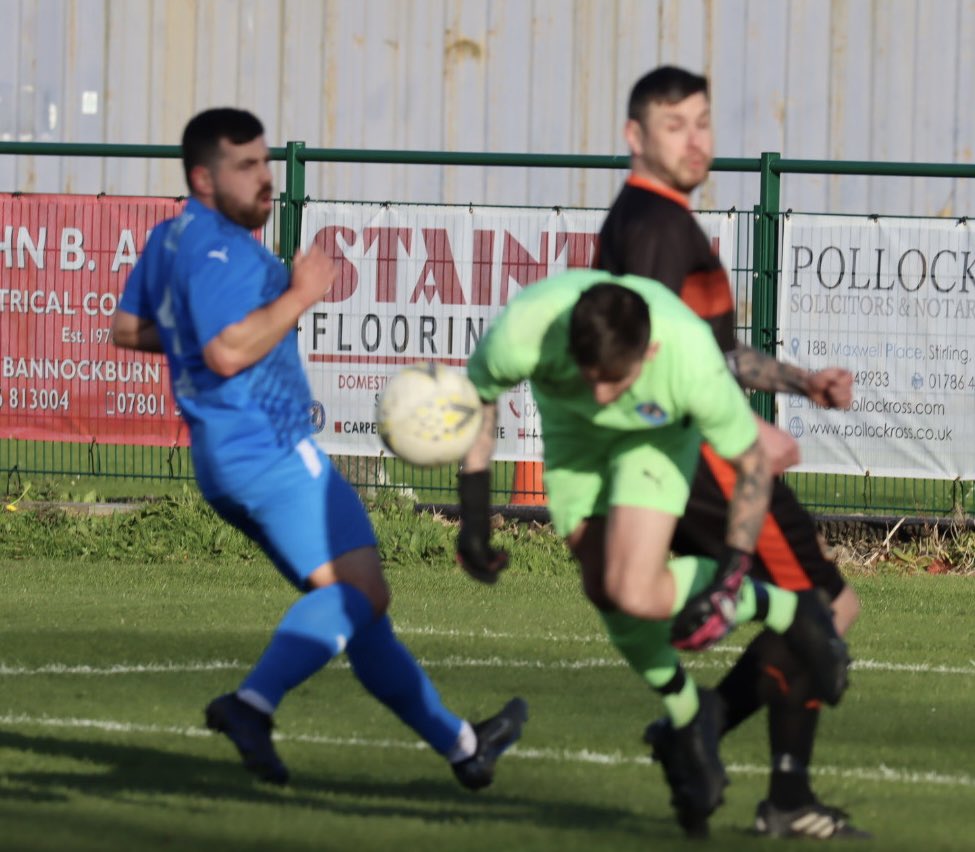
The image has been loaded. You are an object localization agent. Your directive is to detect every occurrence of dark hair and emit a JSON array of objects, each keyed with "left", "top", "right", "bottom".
[
  {"left": 568, "top": 283, "right": 650, "bottom": 373},
  {"left": 181, "top": 108, "right": 265, "bottom": 190},
  {"left": 628, "top": 66, "right": 709, "bottom": 124}
]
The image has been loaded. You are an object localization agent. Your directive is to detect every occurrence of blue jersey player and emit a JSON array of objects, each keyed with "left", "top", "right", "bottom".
[{"left": 112, "top": 108, "right": 526, "bottom": 788}]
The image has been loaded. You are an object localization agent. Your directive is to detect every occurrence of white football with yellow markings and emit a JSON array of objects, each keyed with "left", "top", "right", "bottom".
[{"left": 376, "top": 362, "right": 484, "bottom": 467}]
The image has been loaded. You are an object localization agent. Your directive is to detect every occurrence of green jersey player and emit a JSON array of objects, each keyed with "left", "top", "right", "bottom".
[{"left": 455, "top": 269, "right": 849, "bottom": 836}]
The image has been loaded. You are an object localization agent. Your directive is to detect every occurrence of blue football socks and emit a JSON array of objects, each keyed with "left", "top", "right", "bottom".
[
  {"left": 239, "top": 582, "right": 463, "bottom": 755},
  {"left": 240, "top": 583, "right": 374, "bottom": 710},
  {"left": 346, "top": 614, "right": 463, "bottom": 755}
]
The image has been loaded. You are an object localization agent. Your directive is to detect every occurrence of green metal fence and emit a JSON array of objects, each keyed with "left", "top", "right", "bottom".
[
  {"left": 2, "top": 140, "right": 975, "bottom": 518},
  {"left": 754, "top": 155, "right": 975, "bottom": 518}
]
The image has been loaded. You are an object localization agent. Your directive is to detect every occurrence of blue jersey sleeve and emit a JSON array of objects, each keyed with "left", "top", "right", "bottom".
[
  {"left": 118, "top": 228, "right": 164, "bottom": 319},
  {"left": 187, "top": 238, "right": 267, "bottom": 348}
]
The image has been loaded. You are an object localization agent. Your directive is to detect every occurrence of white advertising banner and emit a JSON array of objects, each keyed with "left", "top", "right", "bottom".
[
  {"left": 778, "top": 214, "right": 975, "bottom": 478},
  {"left": 300, "top": 202, "right": 737, "bottom": 461}
]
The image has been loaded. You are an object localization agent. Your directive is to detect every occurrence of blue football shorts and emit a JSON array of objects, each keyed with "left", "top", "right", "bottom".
[{"left": 207, "top": 438, "right": 377, "bottom": 589}]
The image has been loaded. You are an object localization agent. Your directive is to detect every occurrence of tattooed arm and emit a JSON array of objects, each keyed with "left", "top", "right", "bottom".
[
  {"left": 725, "top": 437, "right": 774, "bottom": 554},
  {"left": 669, "top": 435, "right": 773, "bottom": 650},
  {"left": 729, "top": 345, "right": 853, "bottom": 409}
]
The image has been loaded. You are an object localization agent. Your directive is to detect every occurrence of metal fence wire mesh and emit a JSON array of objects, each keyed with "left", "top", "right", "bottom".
[{"left": 2, "top": 147, "right": 975, "bottom": 520}]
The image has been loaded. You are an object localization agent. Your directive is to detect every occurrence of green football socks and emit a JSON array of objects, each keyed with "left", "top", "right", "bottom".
[
  {"left": 735, "top": 579, "right": 798, "bottom": 633},
  {"left": 599, "top": 608, "right": 699, "bottom": 727}
]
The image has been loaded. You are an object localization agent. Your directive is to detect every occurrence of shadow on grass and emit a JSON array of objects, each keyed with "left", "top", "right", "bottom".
[
  {"left": 0, "top": 728, "right": 305, "bottom": 809},
  {"left": 0, "top": 727, "right": 670, "bottom": 839}
]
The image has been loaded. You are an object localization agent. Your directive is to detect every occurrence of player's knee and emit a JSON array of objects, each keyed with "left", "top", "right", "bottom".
[
  {"left": 310, "top": 547, "right": 392, "bottom": 617},
  {"left": 352, "top": 569, "right": 391, "bottom": 615},
  {"left": 365, "top": 580, "right": 392, "bottom": 615},
  {"left": 307, "top": 573, "right": 391, "bottom": 616},
  {"left": 603, "top": 568, "right": 672, "bottom": 620},
  {"left": 754, "top": 632, "right": 814, "bottom": 709}
]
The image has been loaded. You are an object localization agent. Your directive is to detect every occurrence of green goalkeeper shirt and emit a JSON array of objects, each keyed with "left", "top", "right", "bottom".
[{"left": 466, "top": 269, "right": 757, "bottom": 469}]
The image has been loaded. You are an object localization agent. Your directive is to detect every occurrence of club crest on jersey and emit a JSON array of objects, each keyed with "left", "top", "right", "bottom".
[{"left": 635, "top": 401, "right": 670, "bottom": 425}]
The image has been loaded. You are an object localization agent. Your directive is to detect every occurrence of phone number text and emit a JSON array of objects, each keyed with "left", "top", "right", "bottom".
[
  {"left": 0, "top": 387, "right": 70, "bottom": 411},
  {"left": 105, "top": 391, "right": 170, "bottom": 416}
]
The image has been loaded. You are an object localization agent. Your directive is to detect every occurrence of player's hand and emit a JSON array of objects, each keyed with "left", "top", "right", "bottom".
[
  {"left": 670, "top": 549, "right": 752, "bottom": 651},
  {"left": 756, "top": 417, "right": 800, "bottom": 475},
  {"left": 806, "top": 367, "right": 853, "bottom": 409},
  {"left": 457, "top": 470, "right": 509, "bottom": 584},
  {"left": 290, "top": 243, "right": 339, "bottom": 309},
  {"left": 457, "top": 523, "right": 509, "bottom": 584},
  {"left": 671, "top": 587, "right": 737, "bottom": 651}
]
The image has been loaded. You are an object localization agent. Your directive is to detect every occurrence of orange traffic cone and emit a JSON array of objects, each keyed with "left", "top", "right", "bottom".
[{"left": 510, "top": 461, "right": 546, "bottom": 505}]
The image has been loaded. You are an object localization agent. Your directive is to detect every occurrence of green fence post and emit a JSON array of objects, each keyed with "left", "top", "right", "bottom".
[
  {"left": 282, "top": 141, "right": 306, "bottom": 267},
  {"left": 750, "top": 151, "right": 781, "bottom": 421}
]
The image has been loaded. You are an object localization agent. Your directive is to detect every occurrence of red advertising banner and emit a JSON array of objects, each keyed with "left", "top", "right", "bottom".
[
  {"left": 298, "top": 202, "right": 739, "bottom": 462},
  {"left": 0, "top": 194, "right": 188, "bottom": 446}
]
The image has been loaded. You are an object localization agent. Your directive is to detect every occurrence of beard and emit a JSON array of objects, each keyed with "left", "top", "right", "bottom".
[
  {"left": 640, "top": 151, "right": 710, "bottom": 195},
  {"left": 668, "top": 160, "right": 710, "bottom": 195},
  {"left": 672, "top": 175, "right": 704, "bottom": 195},
  {"left": 214, "top": 185, "right": 272, "bottom": 230}
]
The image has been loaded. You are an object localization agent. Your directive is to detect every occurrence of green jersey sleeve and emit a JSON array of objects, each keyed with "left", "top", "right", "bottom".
[
  {"left": 466, "top": 303, "right": 540, "bottom": 402},
  {"left": 466, "top": 272, "right": 585, "bottom": 402}
]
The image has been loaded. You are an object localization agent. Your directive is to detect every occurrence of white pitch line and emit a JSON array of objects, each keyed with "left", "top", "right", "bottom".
[
  {"left": 396, "top": 625, "right": 613, "bottom": 644},
  {"left": 395, "top": 626, "right": 975, "bottom": 674},
  {"left": 848, "top": 658, "right": 975, "bottom": 675},
  {"left": 397, "top": 624, "right": 747, "bottom": 653},
  {"left": 0, "top": 655, "right": 972, "bottom": 677},
  {"left": 415, "top": 657, "right": 975, "bottom": 677},
  {"left": 0, "top": 712, "right": 971, "bottom": 790},
  {"left": 0, "top": 658, "right": 630, "bottom": 677},
  {"left": 0, "top": 661, "right": 246, "bottom": 677}
]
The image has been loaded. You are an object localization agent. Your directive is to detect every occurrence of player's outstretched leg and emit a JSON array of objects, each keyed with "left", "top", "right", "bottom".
[
  {"left": 451, "top": 698, "right": 529, "bottom": 791},
  {"left": 674, "top": 576, "right": 850, "bottom": 705},
  {"left": 645, "top": 688, "right": 728, "bottom": 838},
  {"left": 781, "top": 589, "right": 850, "bottom": 706},
  {"left": 205, "top": 692, "right": 289, "bottom": 785},
  {"left": 345, "top": 614, "right": 527, "bottom": 790},
  {"left": 205, "top": 582, "right": 374, "bottom": 784}
]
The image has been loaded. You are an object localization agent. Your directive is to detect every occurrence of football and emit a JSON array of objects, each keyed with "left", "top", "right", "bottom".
[{"left": 376, "top": 362, "right": 484, "bottom": 466}]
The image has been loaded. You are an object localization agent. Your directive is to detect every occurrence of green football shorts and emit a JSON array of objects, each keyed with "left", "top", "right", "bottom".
[{"left": 543, "top": 426, "right": 703, "bottom": 537}]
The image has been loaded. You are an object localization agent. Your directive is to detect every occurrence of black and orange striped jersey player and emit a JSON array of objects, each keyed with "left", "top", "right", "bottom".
[{"left": 595, "top": 66, "right": 869, "bottom": 840}]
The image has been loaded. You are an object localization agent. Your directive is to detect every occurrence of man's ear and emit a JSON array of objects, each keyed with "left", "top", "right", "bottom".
[
  {"left": 189, "top": 164, "right": 214, "bottom": 197},
  {"left": 624, "top": 119, "right": 645, "bottom": 158},
  {"left": 644, "top": 341, "right": 661, "bottom": 362}
]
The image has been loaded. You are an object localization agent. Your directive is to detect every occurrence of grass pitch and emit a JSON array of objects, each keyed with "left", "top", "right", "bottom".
[{"left": 0, "top": 503, "right": 973, "bottom": 851}]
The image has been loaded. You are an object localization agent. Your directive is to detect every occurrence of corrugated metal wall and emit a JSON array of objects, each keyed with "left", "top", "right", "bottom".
[{"left": 1, "top": 0, "right": 973, "bottom": 216}]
